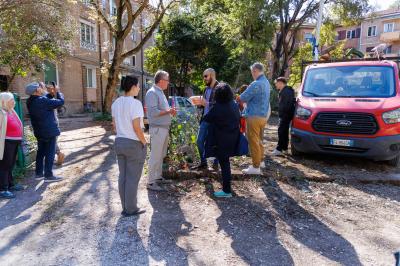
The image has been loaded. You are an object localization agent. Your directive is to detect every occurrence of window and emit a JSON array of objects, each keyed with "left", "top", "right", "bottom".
[
  {"left": 384, "top": 45, "right": 392, "bottom": 54},
  {"left": 110, "top": 0, "right": 117, "bottom": 16},
  {"left": 304, "top": 33, "right": 313, "bottom": 43},
  {"left": 81, "top": 0, "right": 91, "bottom": 6},
  {"left": 132, "top": 30, "right": 137, "bottom": 42},
  {"left": 44, "top": 61, "right": 57, "bottom": 84},
  {"left": 80, "top": 22, "right": 96, "bottom": 51},
  {"left": 384, "top": 23, "right": 394, "bottom": 33},
  {"left": 337, "top": 30, "right": 346, "bottom": 40},
  {"left": 347, "top": 30, "right": 356, "bottom": 39},
  {"left": 368, "top": 26, "right": 377, "bottom": 37},
  {"left": 303, "top": 66, "right": 395, "bottom": 98},
  {"left": 132, "top": 55, "right": 136, "bottom": 66},
  {"left": 0, "top": 75, "right": 8, "bottom": 91},
  {"left": 185, "top": 99, "right": 193, "bottom": 107},
  {"left": 86, "top": 67, "right": 97, "bottom": 88},
  {"left": 366, "top": 47, "right": 374, "bottom": 53}
]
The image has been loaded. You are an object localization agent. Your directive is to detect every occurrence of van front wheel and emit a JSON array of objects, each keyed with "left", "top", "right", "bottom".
[{"left": 388, "top": 154, "right": 400, "bottom": 167}]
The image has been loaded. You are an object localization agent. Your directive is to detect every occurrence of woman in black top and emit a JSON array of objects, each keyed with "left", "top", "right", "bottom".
[{"left": 203, "top": 83, "right": 240, "bottom": 197}]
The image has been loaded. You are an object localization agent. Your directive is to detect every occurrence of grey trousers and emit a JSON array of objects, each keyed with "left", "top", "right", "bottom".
[{"left": 115, "top": 137, "right": 147, "bottom": 214}]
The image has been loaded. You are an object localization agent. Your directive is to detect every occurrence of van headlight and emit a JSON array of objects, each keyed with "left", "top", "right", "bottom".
[
  {"left": 295, "top": 106, "right": 312, "bottom": 120},
  {"left": 382, "top": 108, "right": 400, "bottom": 124}
]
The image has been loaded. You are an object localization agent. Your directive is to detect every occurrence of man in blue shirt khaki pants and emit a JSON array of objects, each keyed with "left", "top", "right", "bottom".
[{"left": 238, "top": 63, "right": 270, "bottom": 175}]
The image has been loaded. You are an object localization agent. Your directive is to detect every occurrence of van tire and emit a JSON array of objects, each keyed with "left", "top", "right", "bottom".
[
  {"left": 388, "top": 155, "right": 400, "bottom": 167},
  {"left": 291, "top": 143, "right": 302, "bottom": 157}
]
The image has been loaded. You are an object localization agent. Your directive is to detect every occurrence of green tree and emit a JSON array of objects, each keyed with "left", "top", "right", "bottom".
[
  {"left": 89, "top": 0, "right": 178, "bottom": 112},
  {"left": 0, "top": 0, "right": 74, "bottom": 90},
  {"left": 145, "top": 11, "right": 229, "bottom": 94},
  {"left": 270, "top": 0, "right": 370, "bottom": 80},
  {"left": 194, "top": 0, "right": 275, "bottom": 87},
  {"left": 390, "top": 0, "right": 400, "bottom": 9}
]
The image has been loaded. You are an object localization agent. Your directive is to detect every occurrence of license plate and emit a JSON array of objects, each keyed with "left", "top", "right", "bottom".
[{"left": 330, "top": 139, "right": 354, "bottom": 147}]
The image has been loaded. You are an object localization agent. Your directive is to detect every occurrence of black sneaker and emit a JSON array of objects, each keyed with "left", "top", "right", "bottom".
[
  {"left": 122, "top": 209, "right": 146, "bottom": 217},
  {"left": 190, "top": 163, "right": 207, "bottom": 170},
  {"left": 35, "top": 175, "right": 44, "bottom": 181},
  {"left": 44, "top": 176, "right": 63, "bottom": 183}
]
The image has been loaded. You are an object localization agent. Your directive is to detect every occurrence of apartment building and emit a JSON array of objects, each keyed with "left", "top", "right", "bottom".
[
  {"left": 0, "top": 0, "right": 154, "bottom": 114},
  {"left": 360, "top": 8, "right": 400, "bottom": 57}
]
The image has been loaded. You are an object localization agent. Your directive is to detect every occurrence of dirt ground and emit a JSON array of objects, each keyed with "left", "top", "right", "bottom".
[{"left": 0, "top": 116, "right": 399, "bottom": 266}]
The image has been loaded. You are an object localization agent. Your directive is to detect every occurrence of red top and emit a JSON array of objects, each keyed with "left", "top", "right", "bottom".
[{"left": 6, "top": 112, "right": 23, "bottom": 140}]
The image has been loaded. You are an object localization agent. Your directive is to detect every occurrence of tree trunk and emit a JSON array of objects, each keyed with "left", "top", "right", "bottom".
[{"left": 103, "top": 40, "right": 124, "bottom": 113}]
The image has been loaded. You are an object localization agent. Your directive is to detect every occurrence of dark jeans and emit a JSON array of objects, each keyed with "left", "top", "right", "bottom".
[
  {"left": 0, "top": 140, "right": 21, "bottom": 191},
  {"left": 277, "top": 118, "right": 292, "bottom": 151},
  {"left": 197, "top": 121, "right": 218, "bottom": 165},
  {"left": 36, "top": 137, "right": 57, "bottom": 177},
  {"left": 218, "top": 156, "right": 232, "bottom": 193}
]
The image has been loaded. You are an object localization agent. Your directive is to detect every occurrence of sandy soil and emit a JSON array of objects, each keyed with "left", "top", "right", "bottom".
[{"left": 0, "top": 116, "right": 399, "bottom": 266}]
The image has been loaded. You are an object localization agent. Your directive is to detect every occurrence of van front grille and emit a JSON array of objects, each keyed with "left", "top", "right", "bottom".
[{"left": 312, "top": 112, "right": 379, "bottom": 135}]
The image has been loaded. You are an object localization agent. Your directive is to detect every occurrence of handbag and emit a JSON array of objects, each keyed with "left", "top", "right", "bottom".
[{"left": 236, "top": 133, "right": 249, "bottom": 156}]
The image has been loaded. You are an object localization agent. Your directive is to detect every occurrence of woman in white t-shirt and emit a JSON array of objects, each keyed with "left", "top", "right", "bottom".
[{"left": 111, "top": 75, "right": 147, "bottom": 217}]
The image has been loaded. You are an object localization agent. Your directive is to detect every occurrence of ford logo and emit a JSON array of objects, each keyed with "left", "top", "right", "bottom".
[{"left": 336, "top": 120, "right": 352, "bottom": 126}]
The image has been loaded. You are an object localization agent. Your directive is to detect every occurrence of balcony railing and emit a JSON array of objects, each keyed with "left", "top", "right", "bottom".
[
  {"left": 380, "top": 31, "right": 400, "bottom": 42},
  {"left": 80, "top": 41, "right": 97, "bottom": 51}
]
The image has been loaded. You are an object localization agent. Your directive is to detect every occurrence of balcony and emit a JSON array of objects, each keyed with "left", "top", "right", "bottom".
[
  {"left": 380, "top": 31, "right": 400, "bottom": 42},
  {"left": 80, "top": 41, "right": 97, "bottom": 51}
]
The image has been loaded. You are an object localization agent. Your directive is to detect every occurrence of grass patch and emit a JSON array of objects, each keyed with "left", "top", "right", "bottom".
[{"left": 93, "top": 112, "right": 112, "bottom": 122}]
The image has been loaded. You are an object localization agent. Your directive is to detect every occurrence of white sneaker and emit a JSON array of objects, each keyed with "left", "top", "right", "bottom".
[
  {"left": 260, "top": 161, "right": 266, "bottom": 168},
  {"left": 242, "top": 166, "right": 261, "bottom": 175},
  {"left": 271, "top": 149, "right": 284, "bottom": 157}
]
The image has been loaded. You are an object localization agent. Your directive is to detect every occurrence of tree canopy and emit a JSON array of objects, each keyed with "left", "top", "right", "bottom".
[
  {"left": 0, "top": 0, "right": 74, "bottom": 90},
  {"left": 145, "top": 11, "right": 229, "bottom": 94}
]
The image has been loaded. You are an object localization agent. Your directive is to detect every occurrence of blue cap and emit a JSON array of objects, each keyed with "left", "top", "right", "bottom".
[{"left": 25, "top": 82, "right": 40, "bottom": 95}]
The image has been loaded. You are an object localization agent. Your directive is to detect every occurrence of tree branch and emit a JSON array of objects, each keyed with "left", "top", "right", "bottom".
[
  {"left": 92, "top": 0, "right": 116, "bottom": 34},
  {"left": 121, "top": 0, "right": 177, "bottom": 59}
]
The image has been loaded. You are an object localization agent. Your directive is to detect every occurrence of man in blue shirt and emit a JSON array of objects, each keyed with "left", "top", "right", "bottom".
[
  {"left": 238, "top": 62, "right": 270, "bottom": 175},
  {"left": 191, "top": 68, "right": 219, "bottom": 171}
]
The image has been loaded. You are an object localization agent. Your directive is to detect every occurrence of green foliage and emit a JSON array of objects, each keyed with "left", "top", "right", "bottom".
[
  {"left": 0, "top": 1, "right": 74, "bottom": 89},
  {"left": 93, "top": 112, "right": 112, "bottom": 122},
  {"left": 145, "top": 11, "right": 229, "bottom": 94},
  {"left": 319, "top": 23, "right": 337, "bottom": 47},
  {"left": 168, "top": 114, "right": 200, "bottom": 166},
  {"left": 330, "top": 0, "right": 371, "bottom": 26},
  {"left": 289, "top": 43, "right": 313, "bottom": 88}
]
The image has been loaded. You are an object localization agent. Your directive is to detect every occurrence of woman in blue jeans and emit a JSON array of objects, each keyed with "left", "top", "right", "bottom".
[{"left": 203, "top": 83, "right": 240, "bottom": 197}]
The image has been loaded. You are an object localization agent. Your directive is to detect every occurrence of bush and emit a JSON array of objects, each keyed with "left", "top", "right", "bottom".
[
  {"left": 167, "top": 113, "right": 200, "bottom": 168},
  {"left": 93, "top": 112, "right": 112, "bottom": 121}
]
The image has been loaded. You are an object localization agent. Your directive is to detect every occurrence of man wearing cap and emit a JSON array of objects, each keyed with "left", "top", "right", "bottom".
[{"left": 26, "top": 82, "right": 64, "bottom": 182}]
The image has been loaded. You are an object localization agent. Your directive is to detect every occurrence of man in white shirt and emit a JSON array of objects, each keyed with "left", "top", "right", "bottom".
[{"left": 145, "top": 70, "right": 176, "bottom": 191}]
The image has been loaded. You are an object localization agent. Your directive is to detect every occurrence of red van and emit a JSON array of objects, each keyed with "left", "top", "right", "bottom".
[{"left": 291, "top": 59, "right": 400, "bottom": 166}]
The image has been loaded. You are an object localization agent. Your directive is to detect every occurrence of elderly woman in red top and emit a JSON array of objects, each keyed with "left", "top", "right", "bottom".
[{"left": 0, "top": 92, "right": 23, "bottom": 199}]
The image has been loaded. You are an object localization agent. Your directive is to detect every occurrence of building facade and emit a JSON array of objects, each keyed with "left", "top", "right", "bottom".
[
  {"left": 360, "top": 8, "right": 400, "bottom": 57},
  {"left": 1, "top": 0, "right": 155, "bottom": 114}
]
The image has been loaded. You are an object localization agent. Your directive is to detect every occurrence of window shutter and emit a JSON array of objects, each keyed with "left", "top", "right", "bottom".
[
  {"left": 355, "top": 28, "right": 361, "bottom": 38},
  {"left": 338, "top": 30, "right": 346, "bottom": 40}
]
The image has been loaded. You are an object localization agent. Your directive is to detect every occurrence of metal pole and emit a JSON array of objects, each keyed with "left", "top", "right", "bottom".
[
  {"left": 140, "top": 14, "right": 145, "bottom": 102},
  {"left": 314, "top": 0, "right": 325, "bottom": 61}
]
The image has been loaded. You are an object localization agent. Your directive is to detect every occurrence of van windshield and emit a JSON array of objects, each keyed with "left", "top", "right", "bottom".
[{"left": 303, "top": 66, "right": 395, "bottom": 98}]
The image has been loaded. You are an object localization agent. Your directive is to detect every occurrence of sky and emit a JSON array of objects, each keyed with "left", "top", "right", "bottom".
[{"left": 369, "top": 0, "right": 398, "bottom": 10}]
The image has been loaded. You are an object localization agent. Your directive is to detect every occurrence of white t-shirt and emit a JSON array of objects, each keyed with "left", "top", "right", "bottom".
[{"left": 111, "top": 96, "right": 144, "bottom": 141}]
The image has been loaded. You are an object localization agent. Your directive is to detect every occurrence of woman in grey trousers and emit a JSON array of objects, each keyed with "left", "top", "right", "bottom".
[{"left": 111, "top": 75, "right": 147, "bottom": 217}]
